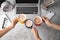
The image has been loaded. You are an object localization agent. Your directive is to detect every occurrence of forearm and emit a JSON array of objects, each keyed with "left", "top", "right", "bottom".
[
  {"left": 0, "top": 24, "right": 14, "bottom": 37},
  {"left": 0, "top": 18, "right": 18, "bottom": 37},
  {"left": 36, "top": 36, "right": 41, "bottom": 40},
  {"left": 49, "top": 23, "right": 60, "bottom": 30},
  {"left": 34, "top": 32, "right": 41, "bottom": 40}
]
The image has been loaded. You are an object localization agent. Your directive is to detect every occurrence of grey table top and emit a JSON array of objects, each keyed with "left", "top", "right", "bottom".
[{"left": 0, "top": 1, "right": 60, "bottom": 39}]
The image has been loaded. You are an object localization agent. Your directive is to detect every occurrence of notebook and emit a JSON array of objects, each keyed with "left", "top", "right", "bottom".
[{"left": 0, "top": 14, "right": 11, "bottom": 30}]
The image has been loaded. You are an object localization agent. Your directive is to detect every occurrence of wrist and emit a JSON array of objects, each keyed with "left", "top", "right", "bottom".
[
  {"left": 9, "top": 26, "right": 13, "bottom": 29},
  {"left": 35, "top": 34, "right": 41, "bottom": 40},
  {"left": 36, "top": 37, "right": 41, "bottom": 40},
  {"left": 10, "top": 23, "right": 15, "bottom": 29},
  {"left": 48, "top": 23, "right": 54, "bottom": 27}
]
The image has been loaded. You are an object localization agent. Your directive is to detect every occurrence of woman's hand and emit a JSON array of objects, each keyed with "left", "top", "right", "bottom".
[
  {"left": 42, "top": 16, "right": 53, "bottom": 26},
  {"left": 0, "top": 18, "right": 18, "bottom": 37},
  {"left": 11, "top": 18, "right": 18, "bottom": 28},
  {"left": 32, "top": 27, "right": 41, "bottom": 40}
]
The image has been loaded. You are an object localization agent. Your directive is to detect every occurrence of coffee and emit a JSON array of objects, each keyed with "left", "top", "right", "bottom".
[
  {"left": 18, "top": 14, "right": 26, "bottom": 24},
  {"left": 34, "top": 16, "right": 42, "bottom": 26},
  {"left": 25, "top": 19, "right": 33, "bottom": 28}
]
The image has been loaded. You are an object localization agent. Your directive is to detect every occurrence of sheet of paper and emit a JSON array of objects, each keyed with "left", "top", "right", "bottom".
[{"left": 0, "top": 14, "right": 11, "bottom": 30}]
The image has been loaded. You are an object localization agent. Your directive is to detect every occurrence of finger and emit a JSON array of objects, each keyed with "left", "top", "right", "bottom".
[
  {"left": 43, "top": 16, "right": 47, "bottom": 20},
  {"left": 42, "top": 16, "right": 49, "bottom": 20},
  {"left": 12, "top": 18, "right": 18, "bottom": 24},
  {"left": 31, "top": 27, "right": 35, "bottom": 32},
  {"left": 32, "top": 27, "right": 37, "bottom": 32},
  {"left": 32, "top": 27, "right": 35, "bottom": 30},
  {"left": 42, "top": 16, "right": 46, "bottom": 21},
  {"left": 42, "top": 16, "right": 49, "bottom": 23},
  {"left": 32, "top": 27, "right": 38, "bottom": 33},
  {"left": 43, "top": 16, "right": 49, "bottom": 20},
  {"left": 32, "top": 27, "right": 34, "bottom": 30}
]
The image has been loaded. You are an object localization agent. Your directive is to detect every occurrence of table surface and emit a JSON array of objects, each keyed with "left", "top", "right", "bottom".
[{"left": 0, "top": 1, "right": 60, "bottom": 40}]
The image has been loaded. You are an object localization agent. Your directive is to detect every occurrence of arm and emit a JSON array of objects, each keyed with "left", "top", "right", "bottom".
[
  {"left": 32, "top": 27, "right": 41, "bottom": 40},
  {"left": 0, "top": 24, "right": 14, "bottom": 37},
  {"left": 42, "top": 16, "right": 60, "bottom": 30},
  {"left": 0, "top": 18, "right": 18, "bottom": 37},
  {"left": 49, "top": 23, "right": 60, "bottom": 30}
]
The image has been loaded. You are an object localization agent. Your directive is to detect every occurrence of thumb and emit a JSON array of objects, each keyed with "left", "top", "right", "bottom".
[{"left": 42, "top": 16, "right": 46, "bottom": 22}]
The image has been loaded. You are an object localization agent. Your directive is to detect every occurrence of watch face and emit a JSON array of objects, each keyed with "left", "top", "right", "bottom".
[
  {"left": 16, "top": 0, "right": 38, "bottom": 3},
  {"left": 25, "top": 19, "right": 33, "bottom": 29}
]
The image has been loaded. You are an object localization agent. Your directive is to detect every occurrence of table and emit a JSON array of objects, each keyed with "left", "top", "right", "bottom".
[{"left": 0, "top": 5, "right": 60, "bottom": 40}]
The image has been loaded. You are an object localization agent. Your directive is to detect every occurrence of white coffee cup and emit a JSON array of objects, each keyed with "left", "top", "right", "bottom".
[{"left": 34, "top": 16, "right": 42, "bottom": 26}]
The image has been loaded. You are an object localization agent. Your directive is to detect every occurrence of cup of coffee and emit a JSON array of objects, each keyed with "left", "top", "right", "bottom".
[
  {"left": 34, "top": 16, "right": 42, "bottom": 26},
  {"left": 18, "top": 14, "right": 26, "bottom": 24},
  {"left": 25, "top": 19, "right": 33, "bottom": 29}
]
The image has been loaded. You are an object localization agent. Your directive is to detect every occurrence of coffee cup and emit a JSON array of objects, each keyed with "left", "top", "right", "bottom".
[
  {"left": 34, "top": 16, "right": 42, "bottom": 26},
  {"left": 18, "top": 14, "right": 26, "bottom": 24},
  {"left": 25, "top": 19, "right": 33, "bottom": 29}
]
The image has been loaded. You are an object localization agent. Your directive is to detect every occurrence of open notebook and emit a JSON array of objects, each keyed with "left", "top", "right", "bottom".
[{"left": 0, "top": 14, "right": 11, "bottom": 30}]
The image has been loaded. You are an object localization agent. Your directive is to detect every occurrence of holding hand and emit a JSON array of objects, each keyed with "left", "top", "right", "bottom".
[
  {"left": 32, "top": 27, "right": 41, "bottom": 40},
  {"left": 11, "top": 18, "right": 18, "bottom": 28},
  {"left": 42, "top": 16, "right": 60, "bottom": 30},
  {"left": 42, "top": 16, "right": 53, "bottom": 26}
]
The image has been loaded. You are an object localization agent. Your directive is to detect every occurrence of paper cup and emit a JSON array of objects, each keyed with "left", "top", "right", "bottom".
[{"left": 34, "top": 16, "right": 42, "bottom": 26}]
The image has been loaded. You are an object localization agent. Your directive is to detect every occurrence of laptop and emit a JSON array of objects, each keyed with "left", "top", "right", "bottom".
[{"left": 16, "top": 0, "right": 41, "bottom": 20}]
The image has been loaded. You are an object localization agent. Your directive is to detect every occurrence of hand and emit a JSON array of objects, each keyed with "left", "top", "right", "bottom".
[
  {"left": 42, "top": 16, "right": 53, "bottom": 26},
  {"left": 11, "top": 18, "right": 18, "bottom": 28},
  {"left": 32, "top": 27, "right": 41, "bottom": 40},
  {"left": 32, "top": 27, "right": 38, "bottom": 37}
]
